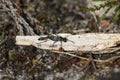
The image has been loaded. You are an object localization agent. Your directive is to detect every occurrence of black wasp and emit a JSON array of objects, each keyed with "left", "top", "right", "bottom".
[{"left": 38, "top": 34, "right": 74, "bottom": 51}]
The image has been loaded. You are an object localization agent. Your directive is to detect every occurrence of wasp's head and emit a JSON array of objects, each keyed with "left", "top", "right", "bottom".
[{"left": 62, "top": 38, "right": 67, "bottom": 42}]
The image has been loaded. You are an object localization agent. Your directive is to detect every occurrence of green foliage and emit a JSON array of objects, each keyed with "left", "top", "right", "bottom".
[
  {"left": 80, "top": 0, "right": 120, "bottom": 23},
  {"left": 112, "top": 4, "right": 120, "bottom": 23},
  {"left": 80, "top": 1, "right": 117, "bottom": 11},
  {"left": 92, "top": 0, "right": 107, "bottom": 1}
]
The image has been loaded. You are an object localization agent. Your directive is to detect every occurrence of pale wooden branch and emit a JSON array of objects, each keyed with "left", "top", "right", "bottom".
[{"left": 16, "top": 33, "right": 120, "bottom": 53}]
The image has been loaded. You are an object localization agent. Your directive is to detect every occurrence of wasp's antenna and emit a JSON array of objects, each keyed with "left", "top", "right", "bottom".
[{"left": 68, "top": 39, "right": 74, "bottom": 43}]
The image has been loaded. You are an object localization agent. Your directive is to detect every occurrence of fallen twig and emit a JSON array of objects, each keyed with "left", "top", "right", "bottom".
[{"left": 52, "top": 50, "right": 120, "bottom": 63}]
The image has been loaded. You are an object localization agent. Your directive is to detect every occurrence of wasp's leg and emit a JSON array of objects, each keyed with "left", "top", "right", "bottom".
[
  {"left": 50, "top": 41, "right": 57, "bottom": 47},
  {"left": 60, "top": 41, "right": 62, "bottom": 47},
  {"left": 59, "top": 41, "right": 65, "bottom": 51},
  {"left": 37, "top": 40, "right": 48, "bottom": 47},
  {"left": 49, "top": 41, "right": 57, "bottom": 51},
  {"left": 39, "top": 39, "right": 48, "bottom": 43}
]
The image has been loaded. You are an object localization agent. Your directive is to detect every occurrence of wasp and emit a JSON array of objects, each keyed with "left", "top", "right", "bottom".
[{"left": 38, "top": 34, "right": 74, "bottom": 51}]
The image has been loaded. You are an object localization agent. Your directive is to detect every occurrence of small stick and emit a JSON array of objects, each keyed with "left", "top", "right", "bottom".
[
  {"left": 52, "top": 50, "right": 120, "bottom": 63},
  {"left": 89, "top": 53, "right": 97, "bottom": 71}
]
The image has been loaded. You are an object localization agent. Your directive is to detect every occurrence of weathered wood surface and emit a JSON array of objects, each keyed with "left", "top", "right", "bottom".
[{"left": 16, "top": 33, "right": 120, "bottom": 53}]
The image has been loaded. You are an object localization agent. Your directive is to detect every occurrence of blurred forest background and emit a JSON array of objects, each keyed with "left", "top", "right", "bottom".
[{"left": 0, "top": 0, "right": 120, "bottom": 80}]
